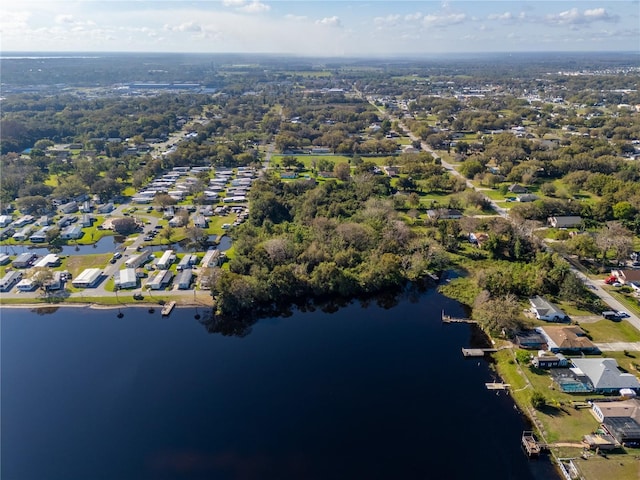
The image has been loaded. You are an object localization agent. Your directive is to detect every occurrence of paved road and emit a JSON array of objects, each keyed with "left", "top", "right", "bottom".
[
  {"left": 595, "top": 341, "right": 640, "bottom": 352},
  {"left": 370, "top": 98, "right": 640, "bottom": 340}
]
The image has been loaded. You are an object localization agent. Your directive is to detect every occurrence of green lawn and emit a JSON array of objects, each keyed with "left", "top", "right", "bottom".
[{"left": 580, "top": 319, "right": 640, "bottom": 343}]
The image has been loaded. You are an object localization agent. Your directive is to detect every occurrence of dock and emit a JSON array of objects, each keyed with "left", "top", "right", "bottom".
[
  {"left": 161, "top": 301, "right": 176, "bottom": 317},
  {"left": 522, "top": 431, "right": 541, "bottom": 457},
  {"left": 441, "top": 310, "right": 477, "bottom": 324},
  {"left": 461, "top": 347, "right": 498, "bottom": 357},
  {"left": 485, "top": 382, "right": 511, "bottom": 390}
]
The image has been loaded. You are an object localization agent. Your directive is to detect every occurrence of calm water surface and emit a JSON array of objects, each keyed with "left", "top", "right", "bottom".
[{"left": 1, "top": 289, "right": 558, "bottom": 480}]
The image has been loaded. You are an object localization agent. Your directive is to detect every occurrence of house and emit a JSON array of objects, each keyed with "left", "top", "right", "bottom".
[
  {"left": 536, "top": 326, "right": 599, "bottom": 354},
  {"left": 591, "top": 399, "right": 640, "bottom": 445},
  {"left": 29, "top": 227, "right": 50, "bottom": 243},
  {"left": 548, "top": 216, "right": 582, "bottom": 229},
  {"left": 60, "top": 225, "right": 83, "bottom": 240},
  {"left": 36, "top": 215, "right": 51, "bottom": 226},
  {"left": 177, "top": 254, "right": 197, "bottom": 271},
  {"left": 0, "top": 214, "right": 12, "bottom": 227},
  {"left": 44, "top": 271, "right": 64, "bottom": 291},
  {"left": 81, "top": 214, "right": 94, "bottom": 227},
  {"left": 16, "top": 278, "right": 37, "bottom": 292},
  {"left": 125, "top": 250, "right": 152, "bottom": 269},
  {"left": 32, "top": 254, "right": 60, "bottom": 268},
  {"left": 146, "top": 270, "right": 173, "bottom": 290},
  {"left": 12, "top": 253, "right": 37, "bottom": 268},
  {"left": 12, "top": 226, "right": 32, "bottom": 241},
  {"left": 611, "top": 269, "right": 640, "bottom": 289},
  {"left": 0, "top": 271, "right": 22, "bottom": 292},
  {"left": 517, "top": 194, "right": 538, "bottom": 202},
  {"left": 71, "top": 268, "right": 102, "bottom": 288},
  {"left": 0, "top": 253, "right": 11, "bottom": 265},
  {"left": 572, "top": 358, "right": 640, "bottom": 394},
  {"left": 59, "top": 201, "right": 78, "bottom": 214},
  {"left": 168, "top": 216, "right": 186, "bottom": 228},
  {"left": 176, "top": 269, "right": 193, "bottom": 289},
  {"left": 514, "top": 331, "right": 547, "bottom": 350},
  {"left": 532, "top": 353, "right": 567, "bottom": 369},
  {"left": 426, "top": 208, "right": 463, "bottom": 220},
  {"left": 97, "top": 203, "right": 115, "bottom": 214},
  {"left": 201, "top": 249, "right": 222, "bottom": 268},
  {"left": 508, "top": 184, "right": 528, "bottom": 194},
  {"left": 156, "top": 250, "right": 175, "bottom": 270},
  {"left": 13, "top": 215, "right": 35, "bottom": 227},
  {"left": 529, "top": 296, "right": 569, "bottom": 322},
  {"left": 591, "top": 399, "right": 640, "bottom": 423},
  {"left": 115, "top": 268, "right": 138, "bottom": 289},
  {"left": 382, "top": 166, "right": 400, "bottom": 177}
]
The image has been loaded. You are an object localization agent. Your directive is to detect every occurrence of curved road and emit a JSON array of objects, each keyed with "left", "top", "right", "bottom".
[{"left": 372, "top": 98, "right": 640, "bottom": 334}]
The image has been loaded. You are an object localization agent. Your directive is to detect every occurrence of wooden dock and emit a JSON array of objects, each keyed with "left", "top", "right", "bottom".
[
  {"left": 522, "top": 431, "right": 541, "bottom": 457},
  {"left": 161, "top": 301, "right": 176, "bottom": 317},
  {"left": 442, "top": 310, "right": 477, "bottom": 324},
  {"left": 485, "top": 382, "right": 511, "bottom": 390},
  {"left": 461, "top": 347, "right": 498, "bottom": 357}
]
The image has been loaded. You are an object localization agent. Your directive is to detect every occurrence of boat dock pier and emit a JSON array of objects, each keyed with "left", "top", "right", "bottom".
[
  {"left": 485, "top": 382, "right": 511, "bottom": 390},
  {"left": 461, "top": 347, "right": 498, "bottom": 357},
  {"left": 161, "top": 301, "right": 176, "bottom": 317},
  {"left": 441, "top": 310, "right": 477, "bottom": 324},
  {"left": 522, "top": 431, "right": 542, "bottom": 457}
]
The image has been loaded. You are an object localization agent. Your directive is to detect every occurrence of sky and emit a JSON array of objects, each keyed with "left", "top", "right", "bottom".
[{"left": 1, "top": 1, "right": 638, "bottom": 56}]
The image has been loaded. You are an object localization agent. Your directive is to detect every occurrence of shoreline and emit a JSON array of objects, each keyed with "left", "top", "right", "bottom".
[{"left": 0, "top": 300, "right": 212, "bottom": 311}]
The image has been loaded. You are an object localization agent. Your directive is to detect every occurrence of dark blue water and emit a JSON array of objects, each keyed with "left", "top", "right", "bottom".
[{"left": 1, "top": 290, "right": 557, "bottom": 480}]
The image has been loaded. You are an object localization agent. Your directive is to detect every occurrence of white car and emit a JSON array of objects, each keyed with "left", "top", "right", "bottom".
[
  {"left": 616, "top": 311, "right": 630, "bottom": 318},
  {"left": 612, "top": 282, "right": 623, "bottom": 287}
]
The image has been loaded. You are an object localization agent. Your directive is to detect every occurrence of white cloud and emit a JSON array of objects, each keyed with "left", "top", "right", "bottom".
[
  {"left": 240, "top": 2, "right": 270, "bottom": 14},
  {"left": 223, "top": 0, "right": 270, "bottom": 14},
  {"left": 422, "top": 12, "right": 467, "bottom": 28},
  {"left": 316, "top": 16, "right": 341, "bottom": 28},
  {"left": 405, "top": 12, "right": 423, "bottom": 22},
  {"left": 165, "top": 22, "right": 203, "bottom": 33},
  {"left": 488, "top": 12, "right": 513, "bottom": 21},
  {"left": 545, "top": 7, "right": 618, "bottom": 26},
  {"left": 373, "top": 14, "right": 401, "bottom": 28}
]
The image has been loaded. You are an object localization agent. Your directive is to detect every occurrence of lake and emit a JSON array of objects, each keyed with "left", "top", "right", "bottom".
[{"left": 1, "top": 288, "right": 558, "bottom": 480}]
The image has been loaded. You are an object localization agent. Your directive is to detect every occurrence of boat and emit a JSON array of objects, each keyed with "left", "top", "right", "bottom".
[{"left": 161, "top": 301, "right": 176, "bottom": 316}]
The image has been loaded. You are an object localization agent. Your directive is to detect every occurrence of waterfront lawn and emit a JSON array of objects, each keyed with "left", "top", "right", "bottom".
[
  {"left": 493, "top": 349, "right": 599, "bottom": 443},
  {"left": 580, "top": 319, "right": 640, "bottom": 343},
  {"left": 573, "top": 451, "right": 640, "bottom": 480}
]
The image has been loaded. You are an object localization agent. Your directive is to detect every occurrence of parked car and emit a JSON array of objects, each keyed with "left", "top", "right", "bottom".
[
  {"left": 612, "top": 282, "right": 623, "bottom": 287},
  {"left": 616, "top": 311, "right": 630, "bottom": 318}
]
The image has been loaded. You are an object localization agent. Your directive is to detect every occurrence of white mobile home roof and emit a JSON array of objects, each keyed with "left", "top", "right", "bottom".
[
  {"left": 72, "top": 268, "right": 102, "bottom": 287},
  {"left": 201, "top": 249, "right": 220, "bottom": 267},
  {"left": 116, "top": 268, "right": 137, "bottom": 288},
  {"left": 125, "top": 250, "right": 151, "bottom": 268},
  {"left": 157, "top": 249, "right": 175, "bottom": 268},
  {"left": 176, "top": 269, "right": 193, "bottom": 289},
  {"left": 33, "top": 253, "right": 60, "bottom": 268}
]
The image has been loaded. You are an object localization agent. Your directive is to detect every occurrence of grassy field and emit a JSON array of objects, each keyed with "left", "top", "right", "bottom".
[{"left": 580, "top": 319, "right": 640, "bottom": 343}]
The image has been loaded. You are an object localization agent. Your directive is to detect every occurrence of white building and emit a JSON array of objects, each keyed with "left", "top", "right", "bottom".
[
  {"left": 125, "top": 250, "right": 152, "bottom": 269},
  {"left": 115, "top": 268, "right": 138, "bottom": 289},
  {"left": 0, "top": 271, "right": 22, "bottom": 291},
  {"left": 72, "top": 268, "right": 102, "bottom": 288},
  {"left": 32, "top": 254, "right": 60, "bottom": 268},
  {"left": 156, "top": 250, "right": 175, "bottom": 270},
  {"left": 146, "top": 270, "right": 173, "bottom": 290}
]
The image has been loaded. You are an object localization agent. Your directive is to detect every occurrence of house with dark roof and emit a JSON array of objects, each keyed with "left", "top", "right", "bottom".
[
  {"left": 508, "top": 184, "right": 528, "bottom": 194},
  {"left": 514, "top": 330, "right": 547, "bottom": 350},
  {"left": 427, "top": 208, "right": 463, "bottom": 220},
  {"left": 548, "top": 216, "right": 582, "bottom": 228},
  {"left": 529, "top": 296, "right": 569, "bottom": 322},
  {"left": 592, "top": 398, "right": 640, "bottom": 445}
]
